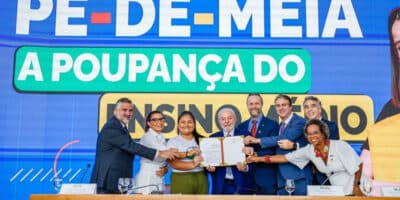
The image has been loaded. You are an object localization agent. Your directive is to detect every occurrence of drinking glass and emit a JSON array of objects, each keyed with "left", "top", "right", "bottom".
[
  {"left": 362, "top": 178, "right": 372, "bottom": 196},
  {"left": 53, "top": 177, "right": 63, "bottom": 193},
  {"left": 153, "top": 183, "right": 165, "bottom": 194},
  {"left": 285, "top": 179, "right": 295, "bottom": 196}
]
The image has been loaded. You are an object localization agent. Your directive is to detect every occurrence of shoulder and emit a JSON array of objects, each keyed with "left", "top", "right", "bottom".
[
  {"left": 331, "top": 140, "right": 350, "bottom": 148},
  {"left": 140, "top": 131, "right": 153, "bottom": 140},
  {"left": 210, "top": 131, "right": 223, "bottom": 137},
  {"left": 261, "top": 116, "right": 279, "bottom": 126},
  {"left": 291, "top": 113, "right": 306, "bottom": 125},
  {"left": 233, "top": 128, "right": 248, "bottom": 136},
  {"left": 102, "top": 116, "right": 120, "bottom": 129},
  {"left": 237, "top": 119, "right": 250, "bottom": 128},
  {"left": 377, "top": 99, "right": 400, "bottom": 122},
  {"left": 100, "top": 116, "right": 122, "bottom": 134},
  {"left": 322, "top": 118, "right": 336, "bottom": 126}
]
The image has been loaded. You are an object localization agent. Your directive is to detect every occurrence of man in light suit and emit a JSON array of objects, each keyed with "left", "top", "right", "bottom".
[
  {"left": 206, "top": 108, "right": 253, "bottom": 194},
  {"left": 244, "top": 94, "right": 313, "bottom": 195},
  {"left": 90, "top": 97, "right": 177, "bottom": 194},
  {"left": 237, "top": 93, "right": 279, "bottom": 194}
]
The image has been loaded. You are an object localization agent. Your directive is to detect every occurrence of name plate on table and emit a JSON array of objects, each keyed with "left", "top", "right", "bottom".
[
  {"left": 307, "top": 185, "right": 345, "bottom": 196},
  {"left": 59, "top": 184, "right": 97, "bottom": 194},
  {"left": 381, "top": 186, "right": 400, "bottom": 197}
]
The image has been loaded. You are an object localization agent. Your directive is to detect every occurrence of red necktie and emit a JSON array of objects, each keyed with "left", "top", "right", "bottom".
[{"left": 251, "top": 119, "right": 257, "bottom": 137}]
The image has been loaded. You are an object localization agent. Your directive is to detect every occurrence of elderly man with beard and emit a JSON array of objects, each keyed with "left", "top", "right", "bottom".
[
  {"left": 90, "top": 97, "right": 178, "bottom": 194},
  {"left": 205, "top": 107, "right": 253, "bottom": 194}
]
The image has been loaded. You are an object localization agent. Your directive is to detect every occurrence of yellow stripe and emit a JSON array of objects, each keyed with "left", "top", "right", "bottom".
[{"left": 194, "top": 13, "right": 214, "bottom": 25}]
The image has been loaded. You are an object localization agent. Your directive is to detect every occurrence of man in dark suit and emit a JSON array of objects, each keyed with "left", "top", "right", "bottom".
[
  {"left": 244, "top": 94, "right": 313, "bottom": 195},
  {"left": 90, "top": 97, "right": 177, "bottom": 194},
  {"left": 303, "top": 96, "right": 339, "bottom": 140},
  {"left": 206, "top": 108, "right": 253, "bottom": 194},
  {"left": 236, "top": 93, "right": 279, "bottom": 194}
]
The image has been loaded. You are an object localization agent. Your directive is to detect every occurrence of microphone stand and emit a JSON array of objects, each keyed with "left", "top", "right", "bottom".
[{"left": 127, "top": 184, "right": 162, "bottom": 194}]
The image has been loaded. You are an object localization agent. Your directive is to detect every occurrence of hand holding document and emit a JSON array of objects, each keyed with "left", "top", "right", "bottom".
[{"left": 199, "top": 136, "right": 245, "bottom": 166}]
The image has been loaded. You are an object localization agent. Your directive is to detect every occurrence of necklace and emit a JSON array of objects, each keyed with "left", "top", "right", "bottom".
[{"left": 315, "top": 140, "right": 330, "bottom": 160}]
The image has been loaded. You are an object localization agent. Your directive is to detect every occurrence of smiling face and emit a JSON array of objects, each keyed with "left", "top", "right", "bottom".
[
  {"left": 303, "top": 99, "right": 322, "bottom": 120},
  {"left": 305, "top": 124, "right": 325, "bottom": 146},
  {"left": 114, "top": 102, "right": 133, "bottom": 125},
  {"left": 218, "top": 109, "right": 237, "bottom": 133},
  {"left": 275, "top": 97, "right": 292, "bottom": 121},
  {"left": 178, "top": 114, "right": 195, "bottom": 136},
  {"left": 246, "top": 95, "right": 263, "bottom": 118},
  {"left": 147, "top": 112, "right": 165, "bottom": 133}
]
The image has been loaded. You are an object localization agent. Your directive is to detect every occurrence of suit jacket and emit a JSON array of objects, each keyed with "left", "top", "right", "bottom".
[
  {"left": 322, "top": 118, "right": 339, "bottom": 140},
  {"left": 259, "top": 113, "right": 312, "bottom": 193},
  {"left": 208, "top": 128, "right": 253, "bottom": 194},
  {"left": 237, "top": 116, "right": 279, "bottom": 194},
  {"left": 90, "top": 116, "right": 157, "bottom": 193}
]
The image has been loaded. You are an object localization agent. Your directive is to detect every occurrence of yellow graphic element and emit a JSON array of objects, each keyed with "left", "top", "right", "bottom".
[
  {"left": 194, "top": 13, "right": 214, "bottom": 25},
  {"left": 99, "top": 94, "right": 373, "bottom": 141},
  {"left": 368, "top": 114, "right": 400, "bottom": 182}
]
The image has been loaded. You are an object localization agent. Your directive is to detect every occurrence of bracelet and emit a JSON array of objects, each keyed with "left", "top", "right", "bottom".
[
  {"left": 186, "top": 150, "right": 189, "bottom": 158},
  {"left": 264, "top": 155, "right": 271, "bottom": 163}
]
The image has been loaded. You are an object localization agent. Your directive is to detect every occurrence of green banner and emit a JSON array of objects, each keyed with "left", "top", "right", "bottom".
[{"left": 14, "top": 46, "right": 311, "bottom": 93}]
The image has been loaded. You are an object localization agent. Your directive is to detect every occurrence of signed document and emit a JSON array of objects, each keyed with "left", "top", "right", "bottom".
[{"left": 199, "top": 136, "right": 245, "bottom": 166}]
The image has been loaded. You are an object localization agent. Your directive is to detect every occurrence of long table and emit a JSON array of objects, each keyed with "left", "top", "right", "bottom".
[{"left": 30, "top": 194, "right": 399, "bottom": 200}]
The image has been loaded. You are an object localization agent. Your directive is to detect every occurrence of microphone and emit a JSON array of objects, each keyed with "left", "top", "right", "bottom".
[
  {"left": 321, "top": 172, "right": 334, "bottom": 185},
  {"left": 127, "top": 184, "right": 162, "bottom": 194},
  {"left": 79, "top": 163, "right": 91, "bottom": 183}
]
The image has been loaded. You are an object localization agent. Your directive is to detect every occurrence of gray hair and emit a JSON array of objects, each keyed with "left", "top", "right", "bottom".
[{"left": 217, "top": 107, "right": 237, "bottom": 120}]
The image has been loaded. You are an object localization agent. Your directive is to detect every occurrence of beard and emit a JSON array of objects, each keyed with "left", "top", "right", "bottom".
[{"left": 250, "top": 109, "right": 261, "bottom": 117}]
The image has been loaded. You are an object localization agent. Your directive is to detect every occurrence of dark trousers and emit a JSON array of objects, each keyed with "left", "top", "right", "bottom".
[
  {"left": 222, "top": 179, "right": 237, "bottom": 194},
  {"left": 97, "top": 187, "right": 120, "bottom": 194}
]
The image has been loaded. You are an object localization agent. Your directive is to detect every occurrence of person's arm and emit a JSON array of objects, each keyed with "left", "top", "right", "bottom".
[
  {"left": 246, "top": 154, "right": 288, "bottom": 163},
  {"left": 353, "top": 163, "right": 364, "bottom": 196},
  {"left": 168, "top": 156, "right": 203, "bottom": 170},
  {"left": 277, "top": 139, "right": 299, "bottom": 150},
  {"left": 179, "top": 147, "right": 200, "bottom": 159},
  {"left": 102, "top": 128, "right": 157, "bottom": 160},
  {"left": 247, "top": 119, "right": 305, "bottom": 149},
  {"left": 156, "top": 166, "right": 168, "bottom": 177}
]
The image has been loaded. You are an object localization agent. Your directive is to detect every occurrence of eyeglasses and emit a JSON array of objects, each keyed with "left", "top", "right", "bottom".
[
  {"left": 305, "top": 130, "right": 321, "bottom": 137},
  {"left": 150, "top": 117, "right": 165, "bottom": 123}
]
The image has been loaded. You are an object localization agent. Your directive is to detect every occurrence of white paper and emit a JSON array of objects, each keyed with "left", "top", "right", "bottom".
[
  {"left": 199, "top": 136, "right": 245, "bottom": 166},
  {"left": 223, "top": 136, "right": 245, "bottom": 165},
  {"left": 381, "top": 186, "right": 400, "bottom": 197},
  {"left": 307, "top": 185, "right": 345, "bottom": 196},
  {"left": 59, "top": 183, "right": 97, "bottom": 194},
  {"left": 200, "top": 137, "right": 222, "bottom": 166}
]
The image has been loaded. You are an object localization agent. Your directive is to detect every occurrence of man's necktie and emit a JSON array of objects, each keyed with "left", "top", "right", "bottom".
[
  {"left": 250, "top": 119, "right": 257, "bottom": 137},
  {"left": 279, "top": 122, "right": 286, "bottom": 135}
]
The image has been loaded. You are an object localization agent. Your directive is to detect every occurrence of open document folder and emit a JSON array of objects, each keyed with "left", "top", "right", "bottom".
[
  {"left": 368, "top": 114, "right": 400, "bottom": 182},
  {"left": 199, "top": 136, "right": 245, "bottom": 166}
]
